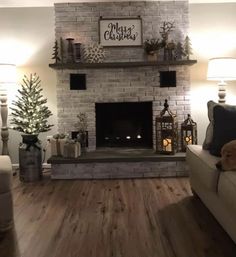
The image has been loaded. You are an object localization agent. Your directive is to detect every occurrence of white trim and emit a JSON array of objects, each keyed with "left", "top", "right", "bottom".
[
  {"left": 12, "top": 163, "right": 51, "bottom": 169},
  {"left": 0, "top": 0, "right": 236, "bottom": 8}
]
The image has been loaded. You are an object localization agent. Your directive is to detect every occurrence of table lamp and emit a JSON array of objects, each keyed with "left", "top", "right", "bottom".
[
  {"left": 0, "top": 64, "right": 16, "bottom": 155},
  {"left": 207, "top": 57, "right": 236, "bottom": 104}
]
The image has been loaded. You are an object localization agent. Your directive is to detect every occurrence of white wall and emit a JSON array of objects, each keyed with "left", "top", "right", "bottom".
[
  {"left": 0, "top": 7, "right": 57, "bottom": 163},
  {"left": 0, "top": 3, "right": 236, "bottom": 163},
  {"left": 189, "top": 3, "right": 236, "bottom": 144}
]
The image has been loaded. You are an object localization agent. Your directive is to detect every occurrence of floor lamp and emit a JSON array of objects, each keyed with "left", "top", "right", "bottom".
[
  {"left": 0, "top": 64, "right": 16, "bottom": 155},
  {"left": 207, "top": 57, "right": 236, "bottom": 104}
]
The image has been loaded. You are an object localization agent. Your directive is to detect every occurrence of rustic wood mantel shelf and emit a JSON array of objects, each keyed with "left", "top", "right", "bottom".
[{"left": 49, "top": 60, "right": 197, "bottom": 70}]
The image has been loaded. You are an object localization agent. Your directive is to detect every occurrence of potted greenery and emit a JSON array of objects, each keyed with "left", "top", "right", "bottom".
[
  {"left": 10, "top": 73, "right": 53, "bottom": 182},
  {"left": 144, "top": 38, "right": 164, "bottom": 61}
]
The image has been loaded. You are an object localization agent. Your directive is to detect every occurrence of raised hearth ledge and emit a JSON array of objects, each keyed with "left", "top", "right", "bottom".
[
  {"left": 49, "top": 60, "right": 197, "bottom": 70},
  {"left": 48, "top": 149, "right": 187, "bottom": 179},
  {"left": 48, "top": 149, "right": 185, "bottom": 164}
]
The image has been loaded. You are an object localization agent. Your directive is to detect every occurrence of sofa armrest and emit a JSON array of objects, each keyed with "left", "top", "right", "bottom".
[{"left": 0, "top": 156, "right": 13, "bottom": 232}]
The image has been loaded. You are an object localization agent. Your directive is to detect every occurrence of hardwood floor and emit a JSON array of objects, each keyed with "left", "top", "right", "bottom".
[{"left": 1, "top": 172, "right": 236, "bottom": 257}]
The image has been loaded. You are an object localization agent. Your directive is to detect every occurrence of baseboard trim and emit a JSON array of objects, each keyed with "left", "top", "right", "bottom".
[{"left": 12, "top": 163, "right": 51, "bottom": 169}]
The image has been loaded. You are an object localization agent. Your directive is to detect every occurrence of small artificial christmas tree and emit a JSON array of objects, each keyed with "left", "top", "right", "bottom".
[
  {"left": 183, "top": 36, "right": 193, "bottom": 60},
  {"left": 10, "top": 73, "right": 53, "bottom": 134},
  {"left": 52, "top": 40, "right": 61, "bottom": 63}
]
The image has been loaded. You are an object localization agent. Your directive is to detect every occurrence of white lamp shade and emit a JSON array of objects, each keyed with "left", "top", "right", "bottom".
[
  {"left": 0, "top": 64, "right": 16, "bottom": 84},
  {"left": 207, "top": 57, "right": 236, "bottom": 81}
]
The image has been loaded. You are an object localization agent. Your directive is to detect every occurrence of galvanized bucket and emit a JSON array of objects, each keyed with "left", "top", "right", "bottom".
[{"left": 19, "top": 134, "right": 42, "bottom": 182}]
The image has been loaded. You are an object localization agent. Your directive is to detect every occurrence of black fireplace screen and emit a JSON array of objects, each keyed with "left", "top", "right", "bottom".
[{"left": 96, "top": 102, "right": 153, "bottom": 148}]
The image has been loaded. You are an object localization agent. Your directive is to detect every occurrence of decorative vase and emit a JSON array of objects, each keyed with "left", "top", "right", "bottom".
[
  {"left": 74, "top": 43, "right": 82, "bottom": 63},
  {"left": 147, "top": 51, "right": 158, "bottom": 62},
  {"left": 19, "top": 134, "right": 42, "bottom": 182},
  {"left": 66, "top": 38, "right": 74, "bottom": 63}
]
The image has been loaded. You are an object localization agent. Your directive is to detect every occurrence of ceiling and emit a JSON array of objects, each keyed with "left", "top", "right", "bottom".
[{"left": 0, "top": 0, "right": 236, "bottom": 8}]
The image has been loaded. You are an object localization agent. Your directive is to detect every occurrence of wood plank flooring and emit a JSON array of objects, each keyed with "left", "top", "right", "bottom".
[{"left": 0, "top": 172, "right": 236, "bottom": 257}]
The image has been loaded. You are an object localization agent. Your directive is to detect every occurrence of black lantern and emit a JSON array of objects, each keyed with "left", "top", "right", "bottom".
[
  {"left": 181, "top": 114, "right": 197, "bottom": 152},
  {"left": 156, "top": 99, "right": 178, "bottom": 155}
]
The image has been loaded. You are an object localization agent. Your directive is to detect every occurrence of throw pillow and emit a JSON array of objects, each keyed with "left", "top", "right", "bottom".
[
  {"left": 202, "top": 100, "right": 218, "bottom": 150},
  {"left": 209, "top": 104, "right": 236, "bottom": 156}
]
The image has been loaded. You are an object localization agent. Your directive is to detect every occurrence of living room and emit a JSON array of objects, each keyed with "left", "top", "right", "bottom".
[{"left": 0, "top": 0, "right": 236, "bottom": 256}]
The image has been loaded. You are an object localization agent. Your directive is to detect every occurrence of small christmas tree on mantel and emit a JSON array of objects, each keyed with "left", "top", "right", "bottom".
[
  {"left": 10, "top": 73, "right": 53, "bottom": 134},
  {"left": 52, "top": 40, "right": 61, "bottom": 63},
  {"left": 183, "top": 36, "right": 193, "bottom": 60}
]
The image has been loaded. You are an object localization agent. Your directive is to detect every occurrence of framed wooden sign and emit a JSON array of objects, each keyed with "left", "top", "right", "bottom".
[{"left": 99, "top": 17, "right": 142, "bottom": 47}]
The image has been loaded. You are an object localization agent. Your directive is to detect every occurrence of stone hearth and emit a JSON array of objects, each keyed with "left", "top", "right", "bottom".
[{"left": 48, "top": 149, "right": 187, "bottom": 179}]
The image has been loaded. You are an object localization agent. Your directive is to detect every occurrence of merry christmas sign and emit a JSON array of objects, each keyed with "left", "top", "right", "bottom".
[{"left": 99, "top": 17, "right": 142, "bottom": 47}]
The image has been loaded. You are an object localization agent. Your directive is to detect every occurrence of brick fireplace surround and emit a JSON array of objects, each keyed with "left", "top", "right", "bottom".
[{"left": 49, "top": 1, "right": 194, "bottom": 179}]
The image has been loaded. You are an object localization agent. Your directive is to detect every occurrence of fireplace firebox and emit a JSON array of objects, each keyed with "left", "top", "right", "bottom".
[{"left": 96, "top": 102, "right": 153, "bottom": 148}]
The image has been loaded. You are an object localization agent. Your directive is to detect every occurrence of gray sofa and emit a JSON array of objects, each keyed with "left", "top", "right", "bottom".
[
  {"left": 186, "top": 145, "right": 236, "bottom": 243},
  {"left": 0, "top": 155, "right": 14, "bottom": 232}
]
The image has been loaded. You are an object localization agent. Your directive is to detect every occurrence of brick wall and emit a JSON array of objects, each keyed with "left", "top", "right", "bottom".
[{"left": 54, "top": 1, "right": 191, "bottom": 151}]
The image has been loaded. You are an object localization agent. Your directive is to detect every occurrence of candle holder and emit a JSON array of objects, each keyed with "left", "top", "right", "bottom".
[
  {"left": 74, "top": 43, "right": 82, "bottom": 63},
  {"left": 181, "top": 114, "right": 197, "bottom": 152},
  {"left": 66, "top": 38, "right": 74, "bottom": 63},
  {"left": 156, "top": 99, "right": 178, "bottom": 155}
]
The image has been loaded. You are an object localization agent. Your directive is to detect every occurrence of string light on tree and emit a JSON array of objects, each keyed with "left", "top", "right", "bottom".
[{"left": 10, "top": 73, "right": 53, "bottom": 135}]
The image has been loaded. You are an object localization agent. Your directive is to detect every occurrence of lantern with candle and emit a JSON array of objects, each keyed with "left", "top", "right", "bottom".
[
  {"left": 181, "top": 114, "right": 197, "bottom": 152},
  {"left": 156, "top": 99, "right": 178, "bottom": 154}
]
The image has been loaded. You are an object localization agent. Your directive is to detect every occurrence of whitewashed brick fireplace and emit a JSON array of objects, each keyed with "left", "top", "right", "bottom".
[
  {"left": 48, "top": 1, "right": 195, "bottom": 179},
  {"left": 54, "top": 0, "right": 192, "bottom": 151}
]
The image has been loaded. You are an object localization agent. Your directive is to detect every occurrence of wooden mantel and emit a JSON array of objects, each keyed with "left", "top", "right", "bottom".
[{"left": 49, "top": 60, "right": 197, "bottom": 70}]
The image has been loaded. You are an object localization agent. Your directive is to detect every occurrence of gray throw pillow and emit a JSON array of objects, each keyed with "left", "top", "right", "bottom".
[
  {"left": 202, "top": 100, "right": 218, "bottom": 150},
  {"left": 209, "top": 104, "right": 236, "bottom": 156}
]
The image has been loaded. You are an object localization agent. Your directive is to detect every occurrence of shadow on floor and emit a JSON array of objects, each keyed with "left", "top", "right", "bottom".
[
  {"left": 0, "top": 226, "right": 20, "bottom": 257},
  {"left": 158, "top": 196, "right": 236, "bottom": 257}
]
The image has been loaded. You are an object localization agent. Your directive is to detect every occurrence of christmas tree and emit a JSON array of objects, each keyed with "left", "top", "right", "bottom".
[
  {"left": 183, "top": 36, "right": 193, "bottom": 60},
  {"left": 10, "top": 74, "right": 53, "bottom": 134},
  {"left": 52, "top": 40, "right": 61, "bottom": 63}
]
